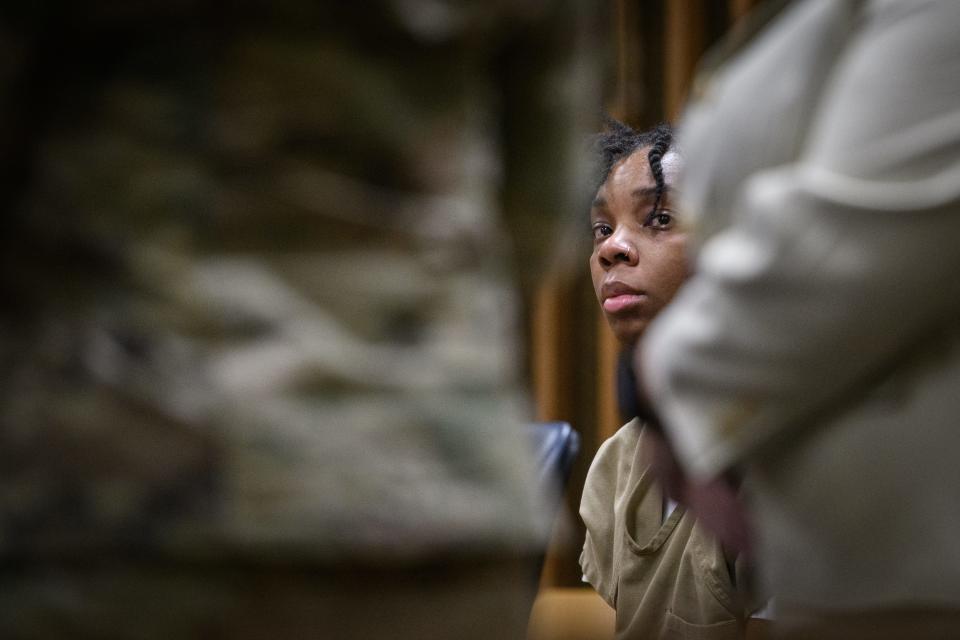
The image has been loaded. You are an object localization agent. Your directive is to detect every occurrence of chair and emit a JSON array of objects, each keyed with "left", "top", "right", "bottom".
[
  {"left": 526, "top": 421, "right": 581, "bottom": 587},
  {"left": 527, "top": 421, "right": 580, "bottom": 506}
]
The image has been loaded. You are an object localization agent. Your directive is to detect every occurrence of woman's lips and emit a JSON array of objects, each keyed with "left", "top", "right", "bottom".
[{"left": 603, "top": 293, "right": 646, "bottom": 313}]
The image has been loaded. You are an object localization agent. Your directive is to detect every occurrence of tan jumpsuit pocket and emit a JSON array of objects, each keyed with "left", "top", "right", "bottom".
[{"left": 664, "top": 610, "right": 742, "bottom": 640}]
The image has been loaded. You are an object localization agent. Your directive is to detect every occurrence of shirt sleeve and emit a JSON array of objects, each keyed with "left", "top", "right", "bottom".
[
  {"left": 642, "top": 0, "right": 960, "bottom": 478},
  {"left": 579, "top": 421, "right": 645, "bottom": 608},
  {"left": 579, "top": 434, "right": 621, "bottom": 608}
]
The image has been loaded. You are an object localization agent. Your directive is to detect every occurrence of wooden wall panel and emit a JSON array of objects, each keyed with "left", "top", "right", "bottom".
[{"left": 665, "top": 0, "right": 705, "bottom": 120}]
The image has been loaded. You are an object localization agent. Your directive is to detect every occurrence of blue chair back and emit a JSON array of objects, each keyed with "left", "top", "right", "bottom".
[
  {"left": 527, "top": 421, "right": 580, "bottom": 501},
  {"left": 526, "top": 421, "right": 580, "bottom": 587}
]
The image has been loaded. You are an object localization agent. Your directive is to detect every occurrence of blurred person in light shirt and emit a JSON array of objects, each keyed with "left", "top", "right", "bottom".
[{"left": 628, "top": 0, "right": 960, "bottom": 638}]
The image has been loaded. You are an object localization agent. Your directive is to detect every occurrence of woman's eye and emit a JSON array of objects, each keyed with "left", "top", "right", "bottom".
[
  {"left": 592, "top": 223, "right": 613, "bottom": 240},
  {"left": 644, "top": 210, "right": 674, "bottom": 230}
]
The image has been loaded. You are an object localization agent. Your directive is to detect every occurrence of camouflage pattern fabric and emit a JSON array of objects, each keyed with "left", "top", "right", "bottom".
[{"left": 0, "top": 1, "right": 599, "bottom": 637}]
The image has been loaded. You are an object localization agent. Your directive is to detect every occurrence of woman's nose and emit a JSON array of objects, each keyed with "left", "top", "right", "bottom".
[{"left": 598, "top": 231, "right": 638, "bottom": 268}]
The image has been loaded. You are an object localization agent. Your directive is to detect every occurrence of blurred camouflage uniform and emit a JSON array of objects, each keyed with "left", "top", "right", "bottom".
[{"left": 0, "top": 1, "right": 599, "bottom": 638}]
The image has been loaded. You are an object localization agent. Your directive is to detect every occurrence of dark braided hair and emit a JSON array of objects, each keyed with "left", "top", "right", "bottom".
[{"left": 591, "top": 117, "right": 674, "bottom": 215}]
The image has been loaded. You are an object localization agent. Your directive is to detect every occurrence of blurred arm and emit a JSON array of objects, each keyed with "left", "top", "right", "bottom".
[{"left": 641, "top": 0, "right": 960, "bottom": 478}]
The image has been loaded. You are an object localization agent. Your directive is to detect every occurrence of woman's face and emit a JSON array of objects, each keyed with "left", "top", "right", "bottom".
[{"left": 589, "top": 147, "right": 689, "bottom": 346}]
